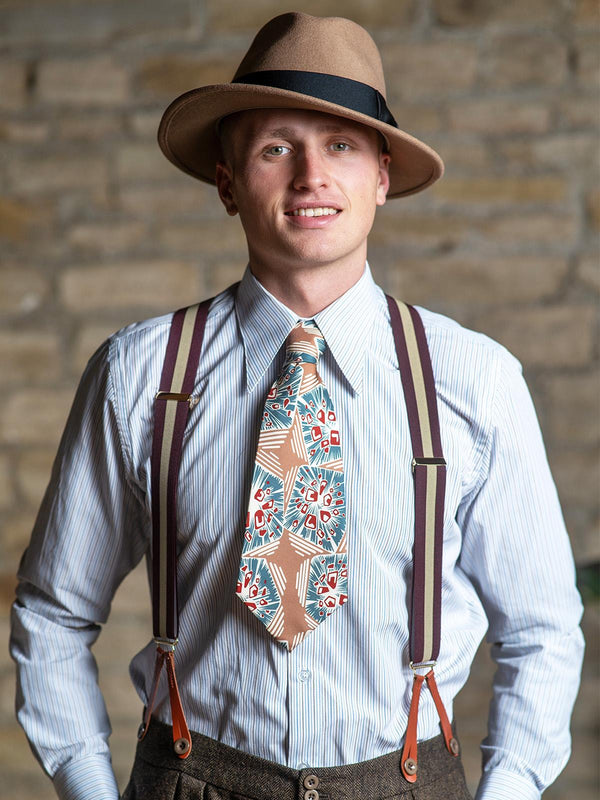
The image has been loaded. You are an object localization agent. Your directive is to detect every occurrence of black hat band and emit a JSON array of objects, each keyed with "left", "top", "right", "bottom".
[{"left": 232, "top": 70, "right": 399, "bottom": 128}]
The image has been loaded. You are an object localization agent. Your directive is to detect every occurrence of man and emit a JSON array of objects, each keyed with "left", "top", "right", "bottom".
[{"left": 10, "top": 12, "right": 584, "bottom": 800}]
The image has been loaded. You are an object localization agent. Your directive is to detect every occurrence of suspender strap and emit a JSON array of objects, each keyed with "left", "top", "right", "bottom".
[
  {"left": 151, "top": 302, "right": 210, "bottom": 642},
  {"left": 387, "top": 298, "right": 445, "bottom": 665},
  {"left": 385, "top": 296, "right": 457, "bottom": 782},
  {"left": 139, "top": 300, "right": 212, "bottom": 758}
]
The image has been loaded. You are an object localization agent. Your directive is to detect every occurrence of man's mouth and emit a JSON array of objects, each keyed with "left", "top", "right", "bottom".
[{"left": 285, "top": 207, "right": 341, "bottom": 217}]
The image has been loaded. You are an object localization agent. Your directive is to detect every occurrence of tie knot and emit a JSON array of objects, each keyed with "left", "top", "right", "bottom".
[{"left": 285, "top": 320, "right": 325, "bottom": 364}]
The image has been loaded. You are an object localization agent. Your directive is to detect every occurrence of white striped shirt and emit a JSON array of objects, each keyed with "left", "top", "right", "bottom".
[{"left": 11, "top": 264, "right": 584, "bottom": 800}]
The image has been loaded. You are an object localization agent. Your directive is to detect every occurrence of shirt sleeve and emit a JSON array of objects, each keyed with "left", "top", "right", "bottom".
[
  {"left": 456, "top": 348, "right": 585, "bottom": 800},
  {"left": 9, "top": 339, "right": 149, "bottom": 800}
]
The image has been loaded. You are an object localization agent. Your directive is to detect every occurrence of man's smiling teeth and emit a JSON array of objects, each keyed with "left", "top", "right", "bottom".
[{"left": 289, "top": 207, "right": 339, "bottom": 217}]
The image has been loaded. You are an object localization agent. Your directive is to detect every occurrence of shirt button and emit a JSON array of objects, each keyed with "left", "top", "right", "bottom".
[
  {"left": 304, "top": 774, "right": 319, "bottom": 789},
  {"left": 298, "top": 669, "right": 312, "bottom": 682},
  {"left": 298, "top": 762, "right": 309, "bottom": 769}
]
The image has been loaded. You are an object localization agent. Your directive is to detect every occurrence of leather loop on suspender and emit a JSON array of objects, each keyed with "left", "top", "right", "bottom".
[
  {"left": 386, "top": 297, "right": 457, "bottom": 782},
  {"left": 400, "top": 669, "right": 458, "bottom": 783},
  {"left": 164, "top": 647, "right": 192, "bottom": 755},
  {"left": 143, "top": 299, "right": 212, "bottom": 758},
  {"left": 137, "top": 644, "right": 191, "bottom": 757},
  {"left": 401, "top": 672, "right": 425, "bottom": 781},
  {"left": 425, "top": 668, "right": 458, "bottom": 756}
]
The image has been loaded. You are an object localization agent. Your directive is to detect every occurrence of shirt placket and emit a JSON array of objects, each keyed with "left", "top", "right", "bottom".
[{"left": 287, "top": 644, "right": 317, "bottom": 769}]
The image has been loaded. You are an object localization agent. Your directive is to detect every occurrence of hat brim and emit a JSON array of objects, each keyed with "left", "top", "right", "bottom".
[{"left": 158, "top": 83, "right": 443, "bottom": 199}]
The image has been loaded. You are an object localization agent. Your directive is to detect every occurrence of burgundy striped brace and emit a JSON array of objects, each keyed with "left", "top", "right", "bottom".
[
  {"left": 387, "top": 297, "right": 457, "bottom": 781},
  {"left": 139, "top": 294, "right": 454, "bottom": 776},
  {"left": 138, "top": 300, "right": 211, "bottom": 759}
]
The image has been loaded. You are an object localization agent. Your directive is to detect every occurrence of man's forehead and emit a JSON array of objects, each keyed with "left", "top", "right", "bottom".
[{"left": 229, "top": 108, "right": 378, "bottom": 140}]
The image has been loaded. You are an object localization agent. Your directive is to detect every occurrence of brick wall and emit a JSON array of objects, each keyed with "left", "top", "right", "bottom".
[{"left": 0, "top": 1, "right": 598, "bottom": 797}]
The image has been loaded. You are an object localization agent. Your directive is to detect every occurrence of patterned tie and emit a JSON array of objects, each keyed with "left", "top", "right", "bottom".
[{"left": 236, "top": 320, "right": 348, "bottom": 650}]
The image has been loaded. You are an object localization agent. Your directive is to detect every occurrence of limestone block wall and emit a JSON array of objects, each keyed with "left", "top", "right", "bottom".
[{"left": 0, "top": 1, "right": 598, "bottom": 798}]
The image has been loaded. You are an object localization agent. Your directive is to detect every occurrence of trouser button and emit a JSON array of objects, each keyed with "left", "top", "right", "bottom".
[{"left": 403, "top": 757, "right": 417, "bottom": 775}]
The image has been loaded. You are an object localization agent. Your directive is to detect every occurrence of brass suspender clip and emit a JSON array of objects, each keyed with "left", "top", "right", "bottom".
[
  {"left": 155, "top": 391, "right": 198, "bottom": 409},
  {"left": 411, "top": 457, "right": 446, "bottom": 473}
]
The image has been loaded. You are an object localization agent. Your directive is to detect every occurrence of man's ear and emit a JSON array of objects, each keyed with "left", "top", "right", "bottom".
[
  {"left": 376, "top": 152, "right": 391, "bottom": 207},
  {"left": 215, "top": 161, "right": 238, "bottom": 216}
]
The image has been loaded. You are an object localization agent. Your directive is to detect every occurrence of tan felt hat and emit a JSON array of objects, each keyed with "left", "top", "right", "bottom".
[{"left": 158, "top": 12, "right": 444, "bottom": 198}]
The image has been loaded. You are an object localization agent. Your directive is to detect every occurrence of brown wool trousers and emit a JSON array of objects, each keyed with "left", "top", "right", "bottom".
[{"left": 122, "top": 719, "right": 473, "bottom": 800}]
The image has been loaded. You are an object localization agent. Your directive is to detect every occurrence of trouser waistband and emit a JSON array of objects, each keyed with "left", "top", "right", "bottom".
[{"left": 129, "top": 718, "right": 468, "bottom": 800}]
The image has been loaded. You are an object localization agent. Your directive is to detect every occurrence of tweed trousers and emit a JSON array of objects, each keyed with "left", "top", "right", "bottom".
[{"left": 122, "top": 719, "right": 472, "bottom": 800}]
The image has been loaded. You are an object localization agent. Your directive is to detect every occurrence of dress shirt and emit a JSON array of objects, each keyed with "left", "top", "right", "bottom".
[{"left": 11, "top": 264, "right": 584, "bottom": 800}]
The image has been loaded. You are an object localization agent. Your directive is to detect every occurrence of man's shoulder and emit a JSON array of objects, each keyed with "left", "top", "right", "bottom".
[
  {"left": 412, "top": 304, "right": 523, "bottom": 399},
  {"left": 105, "top": 286, "right": 236, "bottom": 359},
  {"left": 78, "top": 286, "right": 238, "bottom": 416},
  {"left": 416, "top": 305, "right": 520, "bottom": 368}
]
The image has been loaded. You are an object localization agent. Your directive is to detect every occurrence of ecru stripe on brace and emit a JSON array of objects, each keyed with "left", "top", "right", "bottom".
[
  {"left": 170, "top": 305, "right": 199, "bottom": 394},
  {"left": 396, "top": 301, "right": 434, "bottom": 458}
]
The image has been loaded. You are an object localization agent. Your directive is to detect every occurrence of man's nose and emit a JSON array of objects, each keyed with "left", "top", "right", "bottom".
[{"left": 292, "top": 148, "right": 329, "bottom": 192}]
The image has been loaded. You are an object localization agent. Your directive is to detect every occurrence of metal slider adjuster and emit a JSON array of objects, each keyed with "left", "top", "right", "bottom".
[
  {"left": 409, "top": 659, "right": 437, "bottom": 674},
  {"left": 155, "top": 391, "right": 199, "bottom": 408},
  {"left": 411, "top": 456, "right": 447, "bottom": 473},
  {"left": 153, "top": 636, "right": 178, "bottom": 652}
]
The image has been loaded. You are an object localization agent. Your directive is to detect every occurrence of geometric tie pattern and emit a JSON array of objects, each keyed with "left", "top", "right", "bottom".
[{"left": 236, "top": 320, "right": 348, "bottom": 651}]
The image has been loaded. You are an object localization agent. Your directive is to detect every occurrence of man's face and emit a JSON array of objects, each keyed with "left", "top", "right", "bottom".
[{"left": 215, "top": 108, "right": 390, "bottom": 277}]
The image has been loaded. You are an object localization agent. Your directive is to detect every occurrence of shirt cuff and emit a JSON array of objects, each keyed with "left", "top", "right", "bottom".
[
  {"left": 53, "top": 754, "right": 120, "bottom": 800},
  {"left": 475, "top": 769, "right": 541, "bottom": 800}
]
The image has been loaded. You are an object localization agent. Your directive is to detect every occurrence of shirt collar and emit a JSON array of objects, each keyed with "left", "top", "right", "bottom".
[{"left": 235, "top": 263, "right": 385, "bottom": 395}]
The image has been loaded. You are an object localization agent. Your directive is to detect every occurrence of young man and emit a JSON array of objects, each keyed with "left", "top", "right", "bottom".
[{"left": 11, "top": 12, "right": 584, "bottom": 800}]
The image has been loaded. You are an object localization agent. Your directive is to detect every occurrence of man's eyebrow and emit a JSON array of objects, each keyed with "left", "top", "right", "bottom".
[
  {"left": 255, "top": 124, "right": 351, "bottom": 139},
  {"left": 260, "top": 127, "right": 295, "bottom": 139}
]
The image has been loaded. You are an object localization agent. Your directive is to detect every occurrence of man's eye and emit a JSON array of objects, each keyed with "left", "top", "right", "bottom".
[
  {"left": 266, "top": 145, "right": 290, "bottom": 156},
  {"left": 331, "top": 142, "right": 350, "bottom": 152}
]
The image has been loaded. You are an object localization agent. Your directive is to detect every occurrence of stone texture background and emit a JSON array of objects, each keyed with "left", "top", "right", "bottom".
[{"left": 0, "top": 1, "right": 598, "bottom": 797}]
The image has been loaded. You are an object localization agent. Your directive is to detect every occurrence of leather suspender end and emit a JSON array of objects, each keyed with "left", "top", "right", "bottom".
[
  {"left": 137, "top": 645, "right": 192, "bottom": 758},
  {"left": 400, "top": 668, "right": 459, "bottom": 783},
  {"left": 401, "top": 673, "right": 425, "bottom": 782}
]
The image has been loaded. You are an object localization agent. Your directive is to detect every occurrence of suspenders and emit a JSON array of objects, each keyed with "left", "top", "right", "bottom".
[
  {"left": 137, "top": 301, "right": 211, "bottom": 757},
  {"left": 386, "top": 297, "right": 458, "bottom": 781},
  {"left": 139, "top": 294, "right": 457, "bottom": 780}
]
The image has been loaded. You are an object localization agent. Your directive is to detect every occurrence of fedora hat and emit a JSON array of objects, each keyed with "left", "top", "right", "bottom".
[{"left": 158, "top": 12, "right": 444, "bottom": 198}]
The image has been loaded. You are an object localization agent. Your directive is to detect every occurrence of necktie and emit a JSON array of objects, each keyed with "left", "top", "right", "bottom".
[{"left": 236, "top": 320, "right": 348, "bottom": 650}]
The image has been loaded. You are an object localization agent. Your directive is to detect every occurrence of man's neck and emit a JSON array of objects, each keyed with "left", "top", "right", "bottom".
[{"left": 248, "top": 253, "right": 367, "bottom": 318}]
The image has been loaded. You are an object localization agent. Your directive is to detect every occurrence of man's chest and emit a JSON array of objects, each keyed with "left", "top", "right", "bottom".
[{"left": 145, "top": 360, "right": 477, "bottom": 573}]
